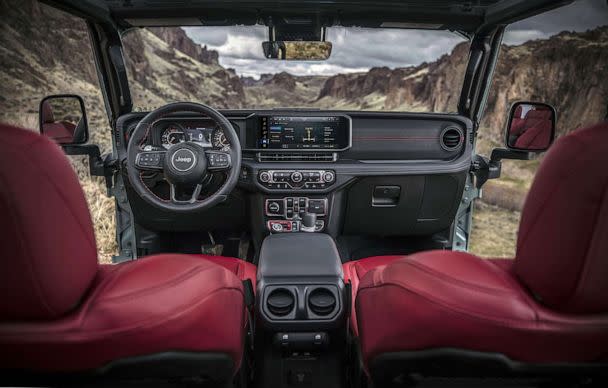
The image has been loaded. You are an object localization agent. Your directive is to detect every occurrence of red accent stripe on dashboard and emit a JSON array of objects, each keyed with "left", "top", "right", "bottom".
[{"left": 354, "top": 136, "right": 437, "bottom": 141}]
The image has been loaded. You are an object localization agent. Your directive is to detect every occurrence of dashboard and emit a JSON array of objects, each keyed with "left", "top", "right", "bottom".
[{"left": 117, "top": 109, "right": 473, "bottom": 238}]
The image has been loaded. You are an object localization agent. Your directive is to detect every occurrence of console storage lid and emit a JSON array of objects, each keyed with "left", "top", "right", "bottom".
[{"left": 258, "top": 233, "right": 343, "bottom": 279}]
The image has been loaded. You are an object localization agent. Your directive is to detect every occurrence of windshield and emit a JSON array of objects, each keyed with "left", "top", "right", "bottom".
[{"left": 122, "top": 27, "right": 469, "bottom": 112}]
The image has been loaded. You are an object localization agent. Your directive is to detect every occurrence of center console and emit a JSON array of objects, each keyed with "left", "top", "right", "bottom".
[{"left": 256, "top": 233, "right": 347, "bottom": 387}]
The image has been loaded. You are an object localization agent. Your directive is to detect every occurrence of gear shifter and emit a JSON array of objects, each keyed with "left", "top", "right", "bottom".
[{"left": 300, "top": 212, "right": 317, "bottom": 232}]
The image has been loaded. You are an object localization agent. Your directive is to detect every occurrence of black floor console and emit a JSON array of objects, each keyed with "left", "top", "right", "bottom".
[{"left": 255, "top": 233, "right": 347, "bottom": 387}]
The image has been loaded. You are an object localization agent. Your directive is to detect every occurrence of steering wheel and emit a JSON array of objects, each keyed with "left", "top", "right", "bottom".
[{"left": 126, "top": 102, "right": 242, "bottom": 212}]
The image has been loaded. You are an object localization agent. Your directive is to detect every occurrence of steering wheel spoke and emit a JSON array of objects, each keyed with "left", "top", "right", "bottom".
[
  {"left": 135, "top": 150, "right": 166, "bottom": 171},
  {"left": 169, "top": 183, "right": 203, "bottom": 204},
  {"left": 205, "top": 150, "right": 232, "bottom": 171}
]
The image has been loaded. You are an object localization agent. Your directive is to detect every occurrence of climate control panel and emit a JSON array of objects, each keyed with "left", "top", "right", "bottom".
[{"left": 258, "top": 169, "right": 335, "bottom": 190}]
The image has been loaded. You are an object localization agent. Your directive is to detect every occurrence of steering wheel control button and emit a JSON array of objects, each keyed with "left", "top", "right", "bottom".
[
  {"left": 207, "top": 152, "right": 230, "bottom": 169},
  {"left": 170, "top": 149, "right": 197, "bottom": 172},
  {"left": 136, "top": 152, "right": 164, "bottom": 169}
]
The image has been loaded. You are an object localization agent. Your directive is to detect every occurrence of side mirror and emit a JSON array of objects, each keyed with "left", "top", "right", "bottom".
[
  {"left": 505, "top": 101, "right": 556, "bottom": 152},
  {"left": 473, "top": 101, "right": 557, "bottom": 189},
  {"left": 39, "top": 95, "right": 88, "bottom": 145}
]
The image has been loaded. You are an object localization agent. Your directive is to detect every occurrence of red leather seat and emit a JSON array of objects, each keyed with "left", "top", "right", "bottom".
[
  {"left": 349, "top": 121, "right": 608, "bottom": 376},
  {"left": 0, "top": 123, "right": 254, "bottom": 382},
  {"left": 509, "top": 104, "right": 526, "bottom": 136}
]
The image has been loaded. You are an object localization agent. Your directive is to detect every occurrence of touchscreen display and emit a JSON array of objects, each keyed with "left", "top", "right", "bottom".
[{"left": 258, "top": 116, "right": 349, "bottom": 150}]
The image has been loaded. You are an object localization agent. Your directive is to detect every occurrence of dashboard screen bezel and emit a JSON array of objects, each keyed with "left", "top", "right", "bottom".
[{"left": 244, "top": 113, "right": 352, "bottom": 152}]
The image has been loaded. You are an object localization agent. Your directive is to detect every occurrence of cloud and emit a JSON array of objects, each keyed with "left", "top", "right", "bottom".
[
  {"left": 183, "top": 0, "right": 608, "bottom": 77},
  {"left": 504, "top": 0, "right": 608, "bottom": 44}
]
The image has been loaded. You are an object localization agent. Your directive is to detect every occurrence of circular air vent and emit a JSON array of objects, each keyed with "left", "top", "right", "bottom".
[
  {"left": 267, "top": 288, "right": 295, "bottom": 316},
  {"left": 440, "top": 127, "right": 464, "bottom": 151},
  {"left": 308, "top": 288, "right": 336, "bottom": 316}
]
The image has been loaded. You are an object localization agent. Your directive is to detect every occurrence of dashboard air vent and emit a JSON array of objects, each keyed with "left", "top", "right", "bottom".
[
  {"left": 257, "top": 153, "right": 337, "bottom": 162},
  {"left": 440, "top": 127, "right": 464, "bottom": 151}
]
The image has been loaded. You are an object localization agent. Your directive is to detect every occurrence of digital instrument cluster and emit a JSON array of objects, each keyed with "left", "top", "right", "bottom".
[{"left": 156, "top": 120, "right": 230, "bottom": 151}]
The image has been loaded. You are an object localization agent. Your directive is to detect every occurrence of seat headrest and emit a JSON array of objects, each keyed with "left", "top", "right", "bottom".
[
  {"left": 514, "top": 121, "right": 608, "bottom": 314},
  {"left": 0, "top": 124, "right": 98, "bottom": 321},
  {"left": 513, "top": 105, "right": 523, "bottom": 119},
  {"left": 524, "top": 109, "right": 551, "bottom": 120}
]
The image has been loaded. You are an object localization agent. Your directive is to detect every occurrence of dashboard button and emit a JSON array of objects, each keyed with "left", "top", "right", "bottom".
[
  {"left": 322, "top": 171, "right": 335, "bottom": 183},
  {"left": 266, "top": 200, "right": 283, "bottom": 215},
  {"left": 259, "top": 171, "right": 271, "bottom": 182},
  {"left": 291, "top": 171, "right": 303, "bottom": 183},
  {"left": 308, "top": 199, "right": 326, "bottom": 214}
]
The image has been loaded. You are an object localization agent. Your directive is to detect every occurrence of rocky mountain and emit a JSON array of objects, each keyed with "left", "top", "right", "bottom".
[
  {"left": 244, "top": 72, "right": 328, "bottom": 108},
  {"left": 480, "top": 28, "right": 608, "bottom": 148},
  {"left": 122, "top": 27, "right": 246, "bottom": 110},
  {"left": 1, "top": 0, "right": 606, "bottom": 150},
  {"left": 317, "top": 42, "right": 470, "bottom": 113}
]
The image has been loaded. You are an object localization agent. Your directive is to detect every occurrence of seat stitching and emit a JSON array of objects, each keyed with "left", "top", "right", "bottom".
[
  {"left": 392, "top": 259, "right": 514, "bottom": 295},
  {"left": 0, "top": 286, "right": 244, "bottom": 341},
  {"left": 97, "top": 265, "right": 214, "bottom": 303},
  {"left": 358, "top": 282, "right": 608, "bottom": 329}
]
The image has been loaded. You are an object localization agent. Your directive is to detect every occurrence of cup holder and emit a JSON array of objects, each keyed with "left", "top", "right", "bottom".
[
  {"left": 308, "top": 287, "right": 336, "bottom": 316},
  {"left": 266, "top": 288, "right": 295, "bottom": 316}
]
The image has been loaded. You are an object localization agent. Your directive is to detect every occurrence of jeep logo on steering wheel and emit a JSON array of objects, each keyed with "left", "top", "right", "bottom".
[{"left": 171, "top": 149, "right": 197, "bottom": 172}]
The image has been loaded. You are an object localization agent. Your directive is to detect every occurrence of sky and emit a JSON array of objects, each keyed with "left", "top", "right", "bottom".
[{"left": 184, "top": 0, "right": 608, "bottom": 78}]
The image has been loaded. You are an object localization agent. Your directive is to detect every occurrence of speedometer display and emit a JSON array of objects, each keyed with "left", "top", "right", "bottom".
[
  {"left": 161, "top": 126, "right": 186, "bottom": 149},
  {"left": 212, "top": 128, "right": 230, "bottom": 151}
]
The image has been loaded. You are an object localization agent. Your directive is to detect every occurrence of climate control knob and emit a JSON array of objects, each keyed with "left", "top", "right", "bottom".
[
  {"left": 259, "top": 171, "right": 271, "bottom": 182},
  {"left": 291, "top": 171, "right": 303, "bottom": 183},
  {"left": 322, "top": 171, "right": 335, "bottom": 183}
]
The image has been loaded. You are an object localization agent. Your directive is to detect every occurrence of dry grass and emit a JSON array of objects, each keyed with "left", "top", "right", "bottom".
[
  {"left": 481, "top": 181, "right": 527, "bottom": 212},
  {"left": 469, "top": 201, "right": 521, "bottom": 258}
]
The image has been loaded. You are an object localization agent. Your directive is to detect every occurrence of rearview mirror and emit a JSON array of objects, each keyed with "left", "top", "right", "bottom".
[
  {"left": 505, "top": 102, "right": 556, "bottom": 152},
  {"left": 262, "top": 41, "right": 332, "bottom": 60},
  {"left": 39, "top": 95, "right": 88, "bottom": 145}
]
